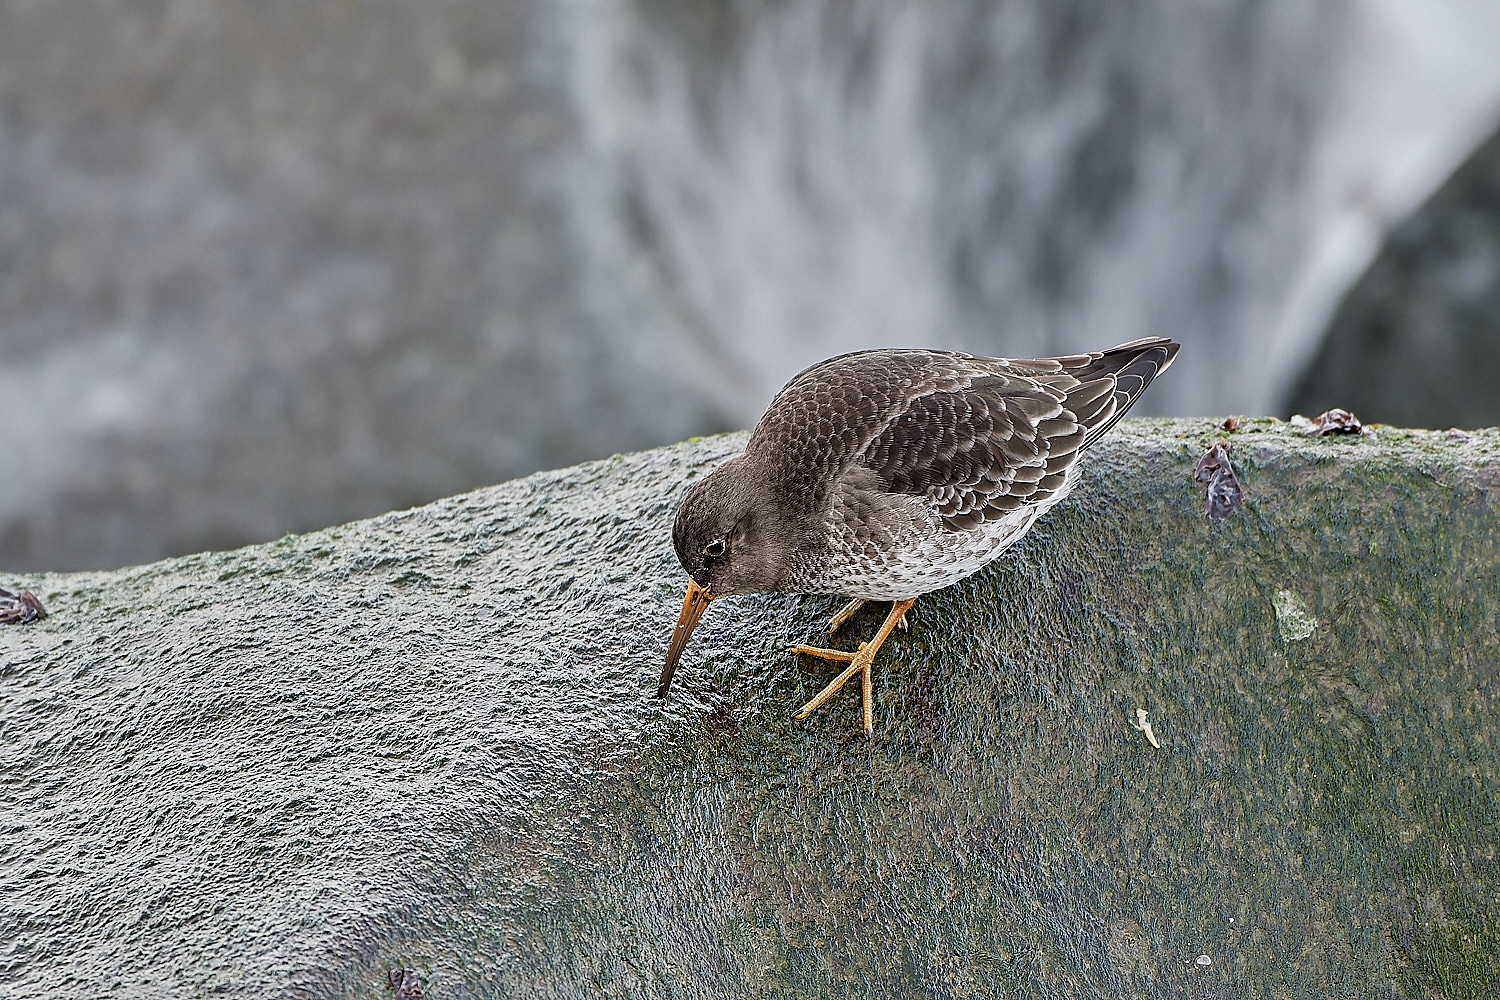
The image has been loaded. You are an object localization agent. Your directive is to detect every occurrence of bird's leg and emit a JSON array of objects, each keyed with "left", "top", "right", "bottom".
[
  {"left": 791, "top": 598, "right": 917, "bottom": 736},
  {"left": 826, "top": 598, "right": 865, "bottom": 633}
]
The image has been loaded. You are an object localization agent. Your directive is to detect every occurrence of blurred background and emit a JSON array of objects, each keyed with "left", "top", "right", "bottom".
[{"left": 2, "top": 0, "right": 1499, "bottom": 572}]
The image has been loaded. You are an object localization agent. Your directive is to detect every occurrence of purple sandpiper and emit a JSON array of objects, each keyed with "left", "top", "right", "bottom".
[{"left": 659, "top": 338, "right": 1179, "bottom": 734}]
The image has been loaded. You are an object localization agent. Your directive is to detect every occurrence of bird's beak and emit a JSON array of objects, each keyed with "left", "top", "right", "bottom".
[{"left": 658, "top": 578, "right": 713, "bottom": 699}]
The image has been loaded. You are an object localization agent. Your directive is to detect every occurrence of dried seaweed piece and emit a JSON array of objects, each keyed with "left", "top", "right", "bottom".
[
  {"left": 1204, "top": 465, "right": 1244, "bottom": 520},
  {"left": 1193, "top": 439, "right": 1231, "bottom": 481},
  {"left": 1291, "top": 408, "right": 1374, "bottom": 436},
  {"left": 1193, "top": 438, "right": 1245, "bottom": 520},
  {"left": 389, "top": 969, "right": 423, "bottom": 998},
  {"left": 0, "top": 587, "right": 47, "bottom": 624}
]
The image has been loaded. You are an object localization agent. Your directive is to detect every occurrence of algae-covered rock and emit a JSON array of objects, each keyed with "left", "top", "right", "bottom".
[{"left": 2, "top": 419, "right": 1497, "bottom": 998}]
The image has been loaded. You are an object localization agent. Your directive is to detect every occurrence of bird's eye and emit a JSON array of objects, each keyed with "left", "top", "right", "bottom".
[{"left": 704, "top": 539, "right": 727, "bottom": 558}]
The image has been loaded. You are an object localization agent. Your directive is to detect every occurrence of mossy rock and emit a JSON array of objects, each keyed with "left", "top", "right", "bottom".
[{"left": 2, "top": 419, "right": 1497, "bottom": 998}]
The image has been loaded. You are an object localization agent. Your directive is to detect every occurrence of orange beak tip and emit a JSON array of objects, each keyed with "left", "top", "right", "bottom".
[{"left": 657, "top": 578, "right": 712, "bottom": 700}]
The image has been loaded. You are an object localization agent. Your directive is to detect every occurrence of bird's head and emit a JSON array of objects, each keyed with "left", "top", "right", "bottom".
[
  {"left": 658, "top": 456, "right": 799, "bottom": 699},
  {"left": 670, "top": 457, "right": 793, "bottom": 598}
]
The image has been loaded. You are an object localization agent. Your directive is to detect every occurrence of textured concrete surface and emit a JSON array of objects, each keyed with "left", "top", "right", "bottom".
[{"left": 2, "top": 419, "right": 1497, "bottom": 998}]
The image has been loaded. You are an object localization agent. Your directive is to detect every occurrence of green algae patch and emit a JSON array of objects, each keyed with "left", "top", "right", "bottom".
[{"left": 2, "top": 419, "right": 1497, "bottom": 998}]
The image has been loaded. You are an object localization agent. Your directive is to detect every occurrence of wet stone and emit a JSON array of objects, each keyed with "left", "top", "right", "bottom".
[{"left": 2, "top": 419, "right": 1498, "bottom": 998}]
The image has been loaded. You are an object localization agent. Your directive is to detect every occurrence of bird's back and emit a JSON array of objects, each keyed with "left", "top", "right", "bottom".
[
  {"left": 746, "top": 338, "right": 1178, "bottom": 598},
  {"left": 747, "top": 339, "right": 1177, "bottom": 510}
]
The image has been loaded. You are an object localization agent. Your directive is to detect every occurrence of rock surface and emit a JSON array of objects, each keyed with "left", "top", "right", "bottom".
[{"left": 2, "top": 419, "right": 1498, "bottom": 998}]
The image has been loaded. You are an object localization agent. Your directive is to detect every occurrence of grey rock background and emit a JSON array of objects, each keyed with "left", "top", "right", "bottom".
[
  {"left": 1290, "top": 126, "right": 1500, "bottom": 430},
  {"left": 2, "top": 0, "right": 1500, "bottom": 572}
]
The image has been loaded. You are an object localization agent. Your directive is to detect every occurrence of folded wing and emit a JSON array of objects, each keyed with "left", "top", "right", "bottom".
[{"left": 858, "top": 338, "right": 1178, "bottom": 531}]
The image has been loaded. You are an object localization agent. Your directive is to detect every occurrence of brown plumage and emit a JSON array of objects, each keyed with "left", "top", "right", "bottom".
[{"left": 660, "top": 337, "right": 1179, "bottom": 733}]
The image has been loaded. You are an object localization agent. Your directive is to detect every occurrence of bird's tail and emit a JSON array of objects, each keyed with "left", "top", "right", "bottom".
[{"left": 1052, "top": 337, "right": 1180, "bottom": 449}]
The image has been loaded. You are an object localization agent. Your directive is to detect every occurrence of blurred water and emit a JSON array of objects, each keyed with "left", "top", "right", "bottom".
[
  {"left": 1, "top": 0, "right": 1499, "bottom": 571},
  {"left": 570, "top": 1, "right": 1500, "bottom": 415}
]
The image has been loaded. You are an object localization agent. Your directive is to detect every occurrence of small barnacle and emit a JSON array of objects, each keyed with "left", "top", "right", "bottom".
[{"left": 1132, "top": 708, "right": 1162, "bottom": 749}]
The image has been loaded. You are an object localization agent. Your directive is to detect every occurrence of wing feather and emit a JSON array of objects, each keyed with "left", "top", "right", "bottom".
[{"left": 851, "top": 338, "right": 1178, "bottom": 532}]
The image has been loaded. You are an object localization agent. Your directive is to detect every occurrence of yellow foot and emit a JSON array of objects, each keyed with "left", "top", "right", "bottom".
[
  {"left": 789, "top": 643, "right": 858, "bottom": 662},
  {"left": 791, "top": 598, "right": 917, "bottom": 736}
]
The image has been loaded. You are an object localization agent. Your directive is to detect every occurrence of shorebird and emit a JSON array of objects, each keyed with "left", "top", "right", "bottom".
[{"left": 658, "top": 338, "right": 1179, "bottom": 734}]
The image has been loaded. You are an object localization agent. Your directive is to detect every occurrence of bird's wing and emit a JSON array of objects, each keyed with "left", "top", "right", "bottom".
[
  {"left": 856, "top": 339, "right": 1177, "bottom": 531},
  {"left": 854, "top": 369, "right": 1084, "bottom": 531}
]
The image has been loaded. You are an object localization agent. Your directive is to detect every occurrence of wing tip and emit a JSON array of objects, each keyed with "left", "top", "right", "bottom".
[{"left": 1069, "top": 338, "right": 1181, "bottom": 447}]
